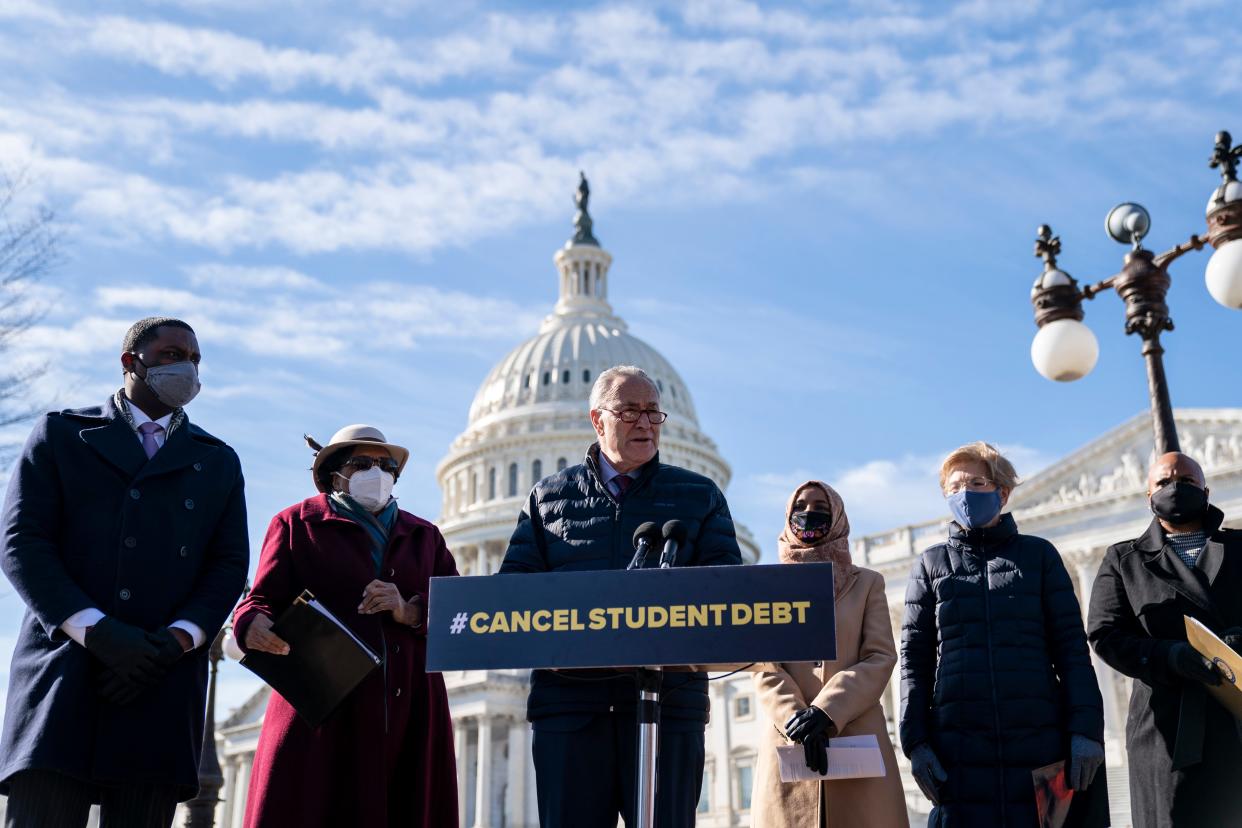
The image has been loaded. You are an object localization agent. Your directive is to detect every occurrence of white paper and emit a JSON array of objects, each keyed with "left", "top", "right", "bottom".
[{"left": 777, "top": 734, "right": 886, "bottom": 782}]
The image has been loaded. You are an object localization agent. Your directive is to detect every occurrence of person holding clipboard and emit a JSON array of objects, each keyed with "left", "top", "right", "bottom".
[{"left": 232, "top": 425, "right": 459, "bottom": 828}]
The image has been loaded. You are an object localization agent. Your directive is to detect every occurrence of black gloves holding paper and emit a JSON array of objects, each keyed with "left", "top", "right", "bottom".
[{"left": 784, "top": 706, "right": 835, "bottom": 775}]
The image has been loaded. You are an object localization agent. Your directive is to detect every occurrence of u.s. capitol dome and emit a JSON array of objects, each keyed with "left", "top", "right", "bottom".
[{"left": 436, "top": 175, "right": 760, "bottom": 567}]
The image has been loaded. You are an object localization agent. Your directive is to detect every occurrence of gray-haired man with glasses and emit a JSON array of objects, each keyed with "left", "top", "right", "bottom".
[{"left": 500, "top": 364, "right": 742, "bottom": 828}]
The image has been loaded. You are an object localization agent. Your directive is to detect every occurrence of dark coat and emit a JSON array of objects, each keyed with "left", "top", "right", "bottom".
[
  {"left": 499, "top": 444, "right": 743, "bottom": 725},
  {"left": 232, "top": 494, "right": 459, "bottom": 828},
  {"left": 900, "top": 514, "right": 1105, "bottom": 828},
  {"left": 1086, "top": 507, "right": 1242, "bottom": 828},
  {"left": 0, "top": 396, "right": 249, "bottom": 800}
]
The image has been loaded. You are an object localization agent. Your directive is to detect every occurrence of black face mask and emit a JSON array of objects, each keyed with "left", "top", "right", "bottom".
[
  {"left": 1150, "top": 481, "right": 1208, "bottom": 524},
  {"left": 789, "top": 510, "right": 833, "bottom": 543}
]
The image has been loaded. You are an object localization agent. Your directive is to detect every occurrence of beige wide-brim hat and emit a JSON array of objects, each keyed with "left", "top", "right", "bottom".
[{"left": 309, "top": 424, "right": 410, "bottom": 493}]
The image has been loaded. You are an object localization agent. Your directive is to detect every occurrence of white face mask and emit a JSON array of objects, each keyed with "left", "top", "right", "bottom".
[{"left": 340, "top": 467, "right": 395, "bottom": 512}]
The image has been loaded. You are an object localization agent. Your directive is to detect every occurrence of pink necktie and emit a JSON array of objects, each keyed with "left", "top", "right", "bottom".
[
  {"left": 138, "top": 422, "right": 164, "bottom": 459},
  {"left": 614, "top": 475, "right": 632, "bottom": 500}
]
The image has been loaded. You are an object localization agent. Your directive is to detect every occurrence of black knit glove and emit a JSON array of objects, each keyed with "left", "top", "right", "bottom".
[
  {"left": 1167, "top": 642, "right": 1220, "bottom": 685},
  {"left": 910, "top": 743, "right": 947, "bottom": 805},
  {"left": 84, "top": 617, "right": 163, "bottom": 704}
]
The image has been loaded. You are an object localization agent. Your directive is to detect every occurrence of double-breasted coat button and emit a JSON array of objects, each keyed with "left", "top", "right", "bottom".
[
  {"left": 184, "top": 499, "right": 195, "bottom": 510},
  {"left": 394, "top": 688, "right": 402, "bottom": 697},
  {"left": 123, "top": 537, "right": 137, "bottom": 548},
  {"left": 387, "top": 568, "right": 395, "bottom": 577},
  {"left": 193, "top": 463, "right": 202, "bottom": 471},
  {"left": 129, "top": 489, "right": 140, "bottom": 500},
  {"left": 119, "top": 589, "right": 132, "bottom": 600},
  {"left": 179, "top": 546, "right": 189, "bottom": 557},
  {"left": 393, "top": 644, "right": 401, "bottom": 654}
]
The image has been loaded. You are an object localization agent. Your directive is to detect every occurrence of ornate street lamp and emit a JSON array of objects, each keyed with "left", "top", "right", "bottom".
[
  {"left": 184, "top": 627, "right": 227, "bottom": 828},
  {"left": 1029, "top": 130, "right": 1242, "bottom": 453}
]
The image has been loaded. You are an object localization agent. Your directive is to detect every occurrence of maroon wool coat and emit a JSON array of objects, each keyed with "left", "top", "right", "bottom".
[{"left": 233, "top": 495, "right": 459, "bottom": 828}]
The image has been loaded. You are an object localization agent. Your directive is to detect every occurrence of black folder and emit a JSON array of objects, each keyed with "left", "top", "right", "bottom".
[{"left": 241, "top": 590, "right": 382, "bottom": 727}]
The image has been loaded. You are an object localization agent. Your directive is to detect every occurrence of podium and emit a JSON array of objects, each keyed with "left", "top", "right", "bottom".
[{"left": 428, "top": 562, "right": 836, "bottom": 827}]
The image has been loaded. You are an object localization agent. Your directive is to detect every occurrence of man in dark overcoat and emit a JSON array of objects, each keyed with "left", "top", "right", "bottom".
[
  {"left": 1088, "top": 451, "right": 1242, "bottom": 828},
  {"left": 499, "top": 364, "right": 743, "bottom": 828},
  {"left": 0, "top": 316, "right": 249, "bottom": 827}
]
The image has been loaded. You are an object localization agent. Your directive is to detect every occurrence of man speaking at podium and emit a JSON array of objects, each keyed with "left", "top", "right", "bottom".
[{"left": 500, "top": 364, "right": 743, "bottom": 827}]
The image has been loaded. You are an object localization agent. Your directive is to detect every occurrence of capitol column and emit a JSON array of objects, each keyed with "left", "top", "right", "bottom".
[
  {"left": 1074, "top": 552, "right": 1123, "bottom": 737},
  {"left": 506, "top": 716, "right": 530, "bottom": 827},
  {"left": 456, "top": 720, "right": 470, "bottom": 824},
  {"left": 473, "top": 715, "right": 494, "bottom": 828},
  {"left": 711, "top": 681, "right": 734, "bottom": 817}
]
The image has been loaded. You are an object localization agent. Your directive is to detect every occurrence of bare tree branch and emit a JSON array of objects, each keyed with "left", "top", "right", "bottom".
[{"left": 0, "top": 168, "right": 59, "bottom": 459}]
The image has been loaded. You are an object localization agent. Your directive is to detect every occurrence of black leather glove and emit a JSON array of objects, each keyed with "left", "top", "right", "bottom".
[
  {"left": 803, "top": 733, "right": 829, "bottom": 775},
  {"left": 84, "top": 617, "right": 163, "bottom": 704},
  {"left": 910, "top": 743, "right": 947, "bottom": 805},
  {"left": 784, "top": 706, "right": 834, "bottom": 743},
  {"left": 1167, "top": 642, "right": 1220, "bottom": 685},
  {"left": 1221, "top": 627, "right": 1242, "bottom": 653}
]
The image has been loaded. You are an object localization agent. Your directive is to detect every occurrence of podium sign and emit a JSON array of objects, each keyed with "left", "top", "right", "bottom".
[{"left": 426, "top": 562, "right": 836, "bottom": 672}]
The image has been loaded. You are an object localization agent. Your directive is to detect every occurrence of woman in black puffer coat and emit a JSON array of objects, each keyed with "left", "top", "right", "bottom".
[{"left": 899, "top": 442, "right": 1106, "bottom": 828}]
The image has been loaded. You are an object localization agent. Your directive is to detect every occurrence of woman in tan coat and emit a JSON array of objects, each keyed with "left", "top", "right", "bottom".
[{"left": 752, "top": 481, "right": 909, "bottom": 828}]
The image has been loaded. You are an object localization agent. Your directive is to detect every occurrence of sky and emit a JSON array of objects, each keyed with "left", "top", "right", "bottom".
[{"left": 1, "top": 0, "right": 1240, "bottom": 718}]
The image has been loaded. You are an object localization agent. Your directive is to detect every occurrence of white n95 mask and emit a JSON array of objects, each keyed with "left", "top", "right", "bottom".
[{"left": 347, "top": 468, "right": 395, "bottom": 512}]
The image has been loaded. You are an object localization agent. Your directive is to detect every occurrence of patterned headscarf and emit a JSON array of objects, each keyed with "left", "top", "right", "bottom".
[{"left": 777, "top": 480, "right": 854, "bottom": 598}]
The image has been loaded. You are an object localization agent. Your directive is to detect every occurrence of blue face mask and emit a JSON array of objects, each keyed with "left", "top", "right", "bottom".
[{"left": 947, "top": 489, "right": 1003, "bottom": 529}]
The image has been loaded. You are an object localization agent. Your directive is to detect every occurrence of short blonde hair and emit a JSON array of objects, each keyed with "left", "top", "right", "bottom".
[{"left": 939, "top": 441, "right": 1020, "bottom": 491}]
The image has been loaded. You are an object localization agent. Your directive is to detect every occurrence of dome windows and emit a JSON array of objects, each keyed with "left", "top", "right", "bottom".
[
  {"left": 583, "top": 369, "right": 591, "bottom": 383},
  {"left": 508, "top": 463, "right": 519, "bottom": 497},
  {"left": 532, "top": 459, "right": 543, "bottom": 484},
  {"left": 557, "top": 457, "right": 568, "bottom": 472},
  {"left": 542, "top": 372, "right": 551, "bottom": 386},
  {"left": 562, "top": 370, "right": 571, "bottom": 384}
]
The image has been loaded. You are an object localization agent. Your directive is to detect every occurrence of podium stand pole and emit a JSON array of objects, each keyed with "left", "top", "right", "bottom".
[{"left": 634, "top": 666, "right": 662, "bottom": 828}]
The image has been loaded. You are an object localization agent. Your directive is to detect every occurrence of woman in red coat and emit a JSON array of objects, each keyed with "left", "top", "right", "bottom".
[{"left": 233, "top": 424, "right": 459, "bottom": 828}]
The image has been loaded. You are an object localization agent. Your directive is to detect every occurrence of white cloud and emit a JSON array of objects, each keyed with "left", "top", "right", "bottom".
[
  {"left": 185, "top": 263, "right": 327, "bottom": 291},
  {"left": 23, "top": 273, "right": 542, "bottom": 364},
  {"left": 0, "top": 1, "right": 1232, "bottom": 257}
]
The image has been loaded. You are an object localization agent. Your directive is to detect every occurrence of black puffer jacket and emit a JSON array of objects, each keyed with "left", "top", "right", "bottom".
[
  {"left": 899, "top": 514, "right": 1104, "bottom": 828},
  {"left": 499, "top": 444, "right": 743, "bottom": 724}
]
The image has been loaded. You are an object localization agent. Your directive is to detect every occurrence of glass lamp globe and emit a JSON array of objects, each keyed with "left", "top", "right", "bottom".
[
  {"left": 1031, "top": 318, "right": 1099, "bottom": 382},
  {"left": 1205, "top": 239, "right": 1242, "bottom": 309}
]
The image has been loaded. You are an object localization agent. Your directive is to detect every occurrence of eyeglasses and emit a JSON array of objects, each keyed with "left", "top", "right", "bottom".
[
  {"left": 944, "top": 476, "right": 995, "bottom": 495},
  {"left": 342, "top": 456, "right": 400, "bottom": 474},
  {"left": 601, "top": 408, "right": 668, "bottom": 424}
]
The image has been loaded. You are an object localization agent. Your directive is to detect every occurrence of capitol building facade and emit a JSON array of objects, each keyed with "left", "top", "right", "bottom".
[{"left": 201, "top": 180, "right": 1242, "bottom": 828}]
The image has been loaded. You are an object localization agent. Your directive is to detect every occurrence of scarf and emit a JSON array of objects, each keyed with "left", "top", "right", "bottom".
[
  {"left": 115, "top": 389, "right": 186, "bottom": 439},
  {"left": 328, "top": 492, "right": 399, "bottom": 574},
  {"left": 777, "top": 480, "right": 854, "bottom": 598}
]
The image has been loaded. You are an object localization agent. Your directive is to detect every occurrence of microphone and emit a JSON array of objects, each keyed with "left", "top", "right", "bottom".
[
  {"left": 659, "top": 520, "right": 688, "bottom": 569},
  {"left": 628, "top": 522, "right": 661, "bottom": 570}
]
